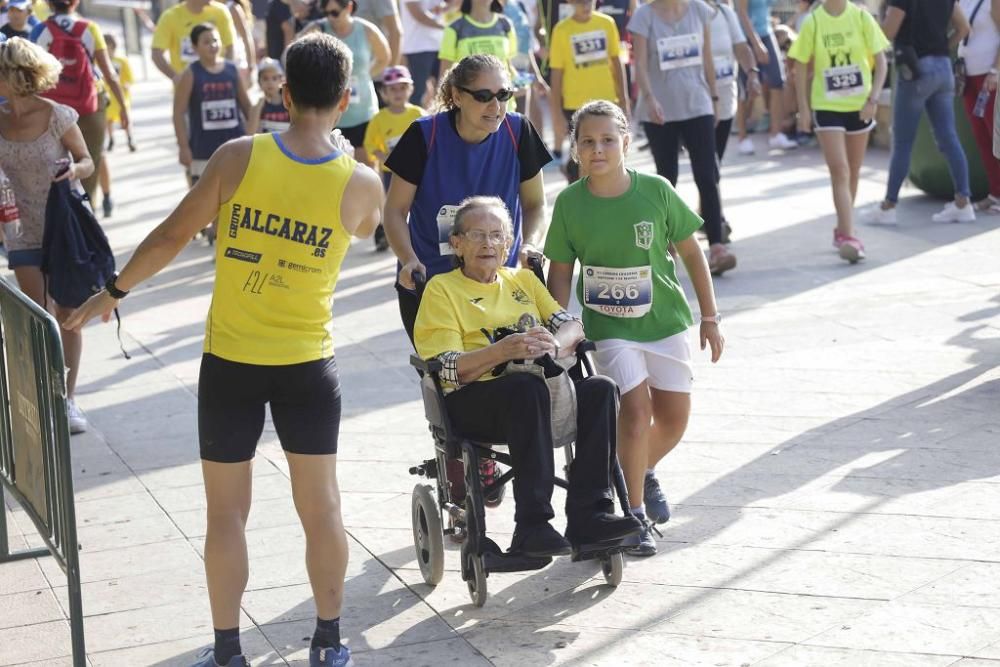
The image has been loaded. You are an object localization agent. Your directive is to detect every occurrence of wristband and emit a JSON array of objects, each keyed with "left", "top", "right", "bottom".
[
  {"left": 105, "top": 272, "right": 130, "bottom": 299},
  {"left": 701, "top": 313, "right": 722, "bottom": 324}
]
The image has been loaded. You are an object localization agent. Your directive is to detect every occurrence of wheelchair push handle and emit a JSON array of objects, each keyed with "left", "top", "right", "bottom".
[
  {"left": 412, "top": 270, "right": 427, "bottom": 298},
  {"left": 527, "top": 254, "right": 546, "bottom": 285}
]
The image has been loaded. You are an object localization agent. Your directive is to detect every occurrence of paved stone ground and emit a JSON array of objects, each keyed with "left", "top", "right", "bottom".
[{"left": 2, "top": 64, "right": 1000, "bottom": 666}]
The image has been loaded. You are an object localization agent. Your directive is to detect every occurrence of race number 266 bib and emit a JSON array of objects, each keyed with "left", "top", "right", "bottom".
[
  {"left": 823, "top": 64, "right": 864, "bottom": 99},
  {"left": 572, "top": 30, "right": 609, "bottom": 66},
  {"left": 437, "top": 205, "right": 459, "bottom": 255},
  {"left": 201, "top": 98, "right": 238, "bottom": 130},
  {"left": 582, "top": 265, "right": 653, "bottom": 318},
  {"left": 657, "top": 34, "right": 700, "bottom": 71}
]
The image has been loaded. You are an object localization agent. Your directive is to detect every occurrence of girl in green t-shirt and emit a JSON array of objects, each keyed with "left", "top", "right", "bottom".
[
  {"left": 545, "top": 100, "right": 724, "bottom": 557},
  {"left": 788, "top": 0, "right": 887, "bottom": 264}
]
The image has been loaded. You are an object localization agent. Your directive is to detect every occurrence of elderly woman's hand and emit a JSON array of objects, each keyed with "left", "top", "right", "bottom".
[{"left": 498, "top": 326, "right": 557, "bottom": 361}]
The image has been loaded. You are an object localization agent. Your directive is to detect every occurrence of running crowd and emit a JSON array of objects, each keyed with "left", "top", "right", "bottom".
[{"left": 1, "top": 0, "right": 999, "bottom": 665}]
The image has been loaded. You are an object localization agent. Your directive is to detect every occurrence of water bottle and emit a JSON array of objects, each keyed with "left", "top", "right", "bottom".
[
  {"left": 0, "top": 171, "right": 22, "bottom": 240},
  {"left": 974, "top": 87, "right": 991, "bottom": 118}
]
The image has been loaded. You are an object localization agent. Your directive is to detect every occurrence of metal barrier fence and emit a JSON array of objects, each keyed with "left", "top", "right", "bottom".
[{"left": 0, "top": 277, "right": 85, "bottom": 666}]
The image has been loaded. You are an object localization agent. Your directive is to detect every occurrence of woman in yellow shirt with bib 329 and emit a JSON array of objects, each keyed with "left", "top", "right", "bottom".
[{"left": 789, "top": 0, "right": 887, "bottom": 264}]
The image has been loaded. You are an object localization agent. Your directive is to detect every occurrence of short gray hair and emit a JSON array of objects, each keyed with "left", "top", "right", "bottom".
[{"left": 449, "top": 196, "right": 514, "bottom": 267}]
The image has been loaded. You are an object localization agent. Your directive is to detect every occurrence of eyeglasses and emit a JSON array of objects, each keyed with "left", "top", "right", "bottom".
[
  {"left": 461, "top": 230, "right": 507, "bottom": 244},
  {"left": 456, "top": 85, "right": 515, "bottom": 103}
]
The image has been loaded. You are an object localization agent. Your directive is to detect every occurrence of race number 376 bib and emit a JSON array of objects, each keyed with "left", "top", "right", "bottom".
[
  {"left": 201, "top": 98, "right": 238, "bottom": 130},
  {"left": 823, "top": 64, "right": 864, "bottom": 99},
  {"left": 582, "top": 265, "right": 653, "bottom": 318},
  {"left": 572, "top": 31, "right": 609, "bottom": 66},
  {"left": 657, "top": 34, "right": 700, "bottom": 71}
]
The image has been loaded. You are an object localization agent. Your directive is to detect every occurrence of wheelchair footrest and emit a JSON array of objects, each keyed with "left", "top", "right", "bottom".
[{"left": 571, "top": 542, "right": 628, "bottom": 563}]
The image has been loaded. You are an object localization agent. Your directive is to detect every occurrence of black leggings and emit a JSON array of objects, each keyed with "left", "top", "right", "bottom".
[
  {"left": 643, "top": 115, "right": 724, "bottom": 245},
  {"left": 445, "top": 373, "right": 617, "bottom": 525},
  {"left": 397, "top": 282, "right": 419, "bottom": 345}
]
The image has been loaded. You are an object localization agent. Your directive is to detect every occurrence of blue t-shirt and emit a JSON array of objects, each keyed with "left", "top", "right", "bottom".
[
  {"left": 748, "top": 0, "right": 773, "bottom": 35},
  {"left": 188, "top": 61, "right": 245, "bottom": 160}
]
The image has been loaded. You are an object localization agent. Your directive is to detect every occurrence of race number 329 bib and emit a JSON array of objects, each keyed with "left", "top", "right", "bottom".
[
  {"left": 823, "top": 64, "right": 863, "bottom": 99},
  {"left": 201, "top": 98, "right": 238, "bottom": 130},
  {"left": 657, "top": 34, "right": 700, "bottom": 71},
  {"left": 582, "top": 265, "right": 653, "bottom": 318},
  {"left": 571, "top": 30, "right": 609, "bottom": 66}
]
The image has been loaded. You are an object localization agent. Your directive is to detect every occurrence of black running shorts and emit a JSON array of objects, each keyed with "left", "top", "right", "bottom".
[
  {"left": 813, "top": 109, "right": 875, "bottom": 135},
  {"left": 198, "top": 353, "right": 342, "bottom": 463}
]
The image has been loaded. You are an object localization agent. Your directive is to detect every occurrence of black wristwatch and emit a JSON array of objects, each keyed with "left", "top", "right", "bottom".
[{"left": 105, "top": 272, "right": 130, "bottom": 299}]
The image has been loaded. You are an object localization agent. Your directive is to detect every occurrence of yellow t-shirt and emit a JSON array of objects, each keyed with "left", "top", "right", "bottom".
[
  {"left": 549, "top": 11, "right": 622, "bottom": 110},
  {"left": 206, "top": 134, "right": 355, "bottom": 365},
  {"left": 106, "top": 54, "right": 134, "bottom": 122},
  {"left": 152, "top": 1, "right": 236, "bottom": 73},
  {"left": 33, "top": 0, "right": 50, "bottom": 21},
  {"left": 363, "top": 103, "right": 425, "bottom": 172},
  {"left": 438, "top": 14, "right": 518, "bottom": 64},
  {"left": 414, "top": 267, "right": 563, "bottom": 383}
]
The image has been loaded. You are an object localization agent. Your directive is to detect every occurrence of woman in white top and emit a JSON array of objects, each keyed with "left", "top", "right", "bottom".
[
  {"left": 629, "top": 0, "right": 736, "bottom": 275},
  {"left": 958, "top": 0, "right": 1000, "bottom": 213},
  {"left": 401, "top": 0, "right": 449, "bottom": 105}
]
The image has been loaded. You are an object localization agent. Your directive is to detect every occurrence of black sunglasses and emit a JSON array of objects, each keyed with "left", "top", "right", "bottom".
[
  {"left": 326, "top": 7, "right": 342, "bottom": 16},
  {"left": 457, "top": 85, "right": 515, "bottom": 103}
]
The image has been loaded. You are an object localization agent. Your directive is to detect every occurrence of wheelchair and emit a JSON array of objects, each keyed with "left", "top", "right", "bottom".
[{"left": 406, "top": 265, "right": 635, "bottom": 607}]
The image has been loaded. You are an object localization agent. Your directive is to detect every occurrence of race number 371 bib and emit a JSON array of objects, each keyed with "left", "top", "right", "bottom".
[
  {"left": 657, "top": 34, "right": 700, "bottom": 71},
  {"left": 572, "top": 30, "right": 609, "bottom": 66},
  {"left": 823, "top": 64, "right": 864, "bottom": 99},
  {"left": 582, "top": 265, "right": 653, "bottom": 318}
]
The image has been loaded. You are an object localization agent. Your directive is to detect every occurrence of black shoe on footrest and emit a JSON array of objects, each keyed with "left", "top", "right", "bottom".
[
  {"left": 510, "top": 521, "right": 572, "bottom": 558},
  {"left": 566, "top": 512, "right": 643, "bottom": 546}
]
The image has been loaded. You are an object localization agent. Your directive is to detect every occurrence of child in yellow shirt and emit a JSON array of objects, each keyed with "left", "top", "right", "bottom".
[
  {"left": 363, "top": 65, "right": 425, "bottom": 250},
  {"left": 104, "top": 33, "right": 136, "bottom": 152}
]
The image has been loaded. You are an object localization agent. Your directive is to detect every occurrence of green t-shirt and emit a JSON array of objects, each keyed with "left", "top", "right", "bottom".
[
  {"left": 787, "top": 3, "right": 889, "bottom": 113},
  {"left": 543, "top": 170, "right": 702, "bottom": 343}
]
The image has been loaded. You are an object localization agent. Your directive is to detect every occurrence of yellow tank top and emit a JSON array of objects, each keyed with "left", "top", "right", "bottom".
[{"left": 206, "top": 133, "right": 355, "bottom": 365}]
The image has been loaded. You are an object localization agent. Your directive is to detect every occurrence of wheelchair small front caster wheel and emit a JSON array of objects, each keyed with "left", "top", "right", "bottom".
[
  {"left": 411, "top": 484, "right": 444, "bottom": 586},
  {"left": 466, "top": 552, "right": 488, "bottom": 607},
  {"left": 602, "top": 552, "right": 623, "bottom": 587}
]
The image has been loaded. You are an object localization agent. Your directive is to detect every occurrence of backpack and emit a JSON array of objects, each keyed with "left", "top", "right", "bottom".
[
  {"left": 43, "top": 18, "right": 99, "bottom": 115},
  {"left": 41, "top": 180, "right": 114, "bottom": 309}
]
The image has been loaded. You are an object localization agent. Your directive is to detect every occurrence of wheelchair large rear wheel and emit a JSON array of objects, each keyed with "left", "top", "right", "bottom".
[
  {"left": 602, "top": 552, "right": 624, "bottom": 587},
  {"left": 466, "top": 552, "right": 488, "bottom": 607},
  {"left": 411, "top": 484, "right": 445, "bottom": 586}
]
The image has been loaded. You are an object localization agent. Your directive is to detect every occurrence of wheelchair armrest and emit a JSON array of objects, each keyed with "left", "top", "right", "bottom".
[
  {"left": 576, "top": 339, "right": 596, "bottom": 356},
  {"left": 410, "top": 354, "right": 442, "bottom": 374}
]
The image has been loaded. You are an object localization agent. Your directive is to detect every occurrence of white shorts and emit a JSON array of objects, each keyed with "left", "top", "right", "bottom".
[{"left": 594, "top": 331, "right": 694, "bottom": 395}]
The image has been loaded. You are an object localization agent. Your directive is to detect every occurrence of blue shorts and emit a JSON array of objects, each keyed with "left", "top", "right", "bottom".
[
  {"left": 7, "top": 248, "right": 43, "bottom": 269},
  {"left": 741, "top": 29, "right": 785, "bottom": 90}
]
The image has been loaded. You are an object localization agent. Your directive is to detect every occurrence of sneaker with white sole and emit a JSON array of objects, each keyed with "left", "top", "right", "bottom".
[
  {"left": 768, "top": 132, "right": 798, "bottom": 150},
  {"left": 862, "top": 205, "right": 898, "bottom": 226},
  {"left": 837, "top": 236, "right": 865, "bottom": 263},
  {"left": 931, "top": 201, "right": 976, "bottom": 223},
  {"left": 310, "top": 645, "right": 353, "bottom": 667},
  {"left": 737, "top": 137, "right": 755, "bottom": 155},
  {"left": 67, "top": 399, "right": 87, "bottom": 435}
]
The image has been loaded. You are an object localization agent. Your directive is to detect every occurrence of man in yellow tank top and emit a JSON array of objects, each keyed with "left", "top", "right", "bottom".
[{"left": 66, "top": 33, "right": 383, "bottom": 667}]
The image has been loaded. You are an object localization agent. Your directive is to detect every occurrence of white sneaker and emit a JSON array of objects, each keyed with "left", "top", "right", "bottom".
[
  {"left": 931, "top": 201, "right": 977, "bottom": 223},
  {"left": 768, "top": 132, "right": 798, "bottom": 150},
  {"left": 862, "top": 205, "right": 898, "bottom": 226},
  {"left": 737, "top": 137, "right": 755, "bottom": 155},
  {"left": 67, "top": 399, "right": 87, "bottom": 435}
]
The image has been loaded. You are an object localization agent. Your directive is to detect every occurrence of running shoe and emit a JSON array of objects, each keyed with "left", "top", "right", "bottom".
[
  {"left": 737, "top": 137, "right": 755, "bottom": 155},
  {"left": 128, "top": 138, "right": 137, "bottom": 152},
  {"left": 837, "top": 236, "right": 865, "bottom": 264},
  {"left": 67, "top": 399, "right": 88, "bottom": 435},
  {"left": 102, "top": 196, "right": 113, "bottom": 219},
  {"left": 623, "top": 519, "right": 657, "bottom": 557},
  {"left": 768, "top": 132, "right": 798, "bottom": 150},
  {"left": 565, "top": 510, "right": 642, "bottom": 546},
  {"left": 832, "top": 229, "right": 848, "bottom": 249},
  {"left": 373, "top": 224, "right": 389, "bottom": 252},
  {"left": 862, "top": 205, "right": 898, "bottom": 226},
  {"left": 480, "top": 457, "right": 505, "bottom": 508},
  {"left": 106, "top": 136, "right": 115, "bottom": 152},
  {"left": 191, "top": 648, "right": 249, "bottom": 667},
  {"left": 975, "top": 194, "right": 1000, "bottom": 213},
  {"left": 931, "top": 201, "right": 977, "bottom": 223},
  {"left": 643, "top": 470, "right": 671, "bottom": 524},
  {"left": 708, "top": 245, "right": 737, "bottom": 276},
  {"left": 310, "top": 645, "right": 354, "bottom": 667}
]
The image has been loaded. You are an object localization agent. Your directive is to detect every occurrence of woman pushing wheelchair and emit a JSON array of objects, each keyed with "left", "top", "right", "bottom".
[{"left": 413, "top": 196, "right": 643, "bottom": 558}]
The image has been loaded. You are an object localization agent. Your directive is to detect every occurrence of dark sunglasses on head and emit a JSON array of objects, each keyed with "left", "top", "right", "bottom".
[{"left": 457, "top": 85, "right": 515, "bottom": 103}]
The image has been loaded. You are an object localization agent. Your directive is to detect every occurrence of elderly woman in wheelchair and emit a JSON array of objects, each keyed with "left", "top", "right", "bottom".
[{"left": 412, "top": 196, "right": 642, "bottom": 570}]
